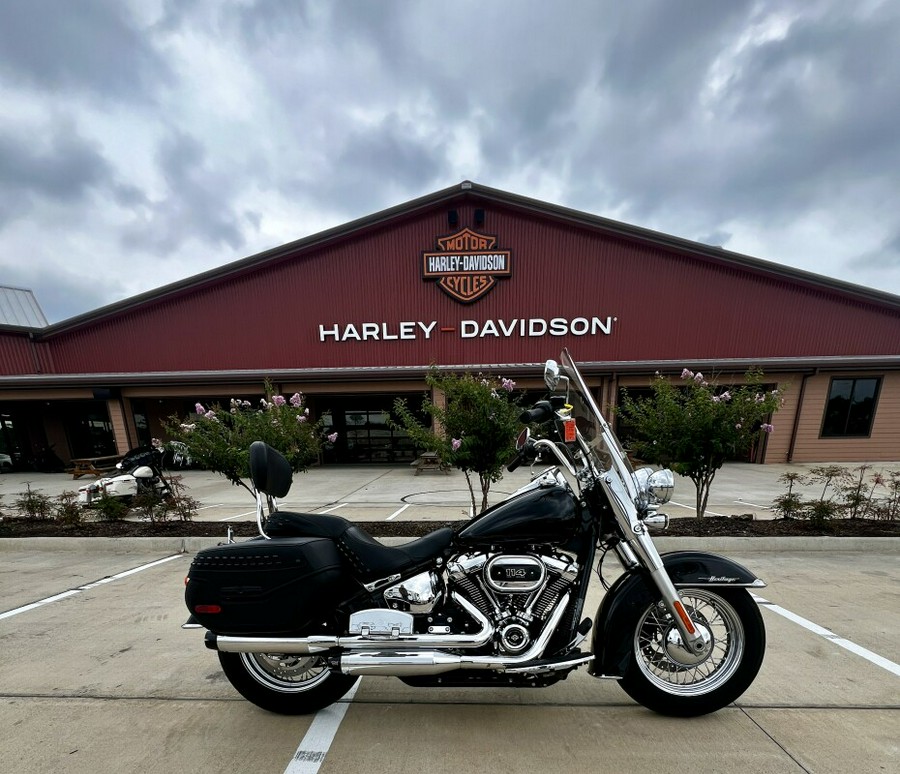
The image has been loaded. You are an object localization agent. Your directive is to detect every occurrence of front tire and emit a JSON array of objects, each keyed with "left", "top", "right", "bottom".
[
  {"left": 218, "top": 652, "right": 359, "bottom": 715},
  {"left": 618, "top": 588, "right": 765, "bottom": 716}
]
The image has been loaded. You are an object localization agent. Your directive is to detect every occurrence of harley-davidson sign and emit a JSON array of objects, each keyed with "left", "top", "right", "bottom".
[{"left": 422, "top": 228, "right": 512, "bottom": 303}]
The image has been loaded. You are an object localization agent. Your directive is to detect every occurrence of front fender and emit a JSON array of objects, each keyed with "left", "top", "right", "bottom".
[{"left": 588, "top": 551, "right": 764, "bottom": 678}]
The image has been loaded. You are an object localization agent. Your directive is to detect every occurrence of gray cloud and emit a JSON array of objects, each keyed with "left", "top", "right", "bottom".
[
  {"left": 120, "top": 131, "right": 254, "bottom": 255},
  {"left": 0, "top": 0, "right": 171, "bottom": 102},
  {"left": 852, "top": 231, "right": 900, "bottom": 271},
  {"left": 0, "top": 127, "right": 112, "bottom": 202},
  {"left": 0, "top": 125, "right": 114, "bottom": 228}
]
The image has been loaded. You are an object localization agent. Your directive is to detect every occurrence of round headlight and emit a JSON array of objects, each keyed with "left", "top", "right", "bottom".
[{"left": 633, "top": 466, "right": 675, "bottom": 505}]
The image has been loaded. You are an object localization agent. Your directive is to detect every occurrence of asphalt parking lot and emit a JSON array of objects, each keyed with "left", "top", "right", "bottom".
[{"left": 1, "top": 462, "right": 898, "bottom": 772}]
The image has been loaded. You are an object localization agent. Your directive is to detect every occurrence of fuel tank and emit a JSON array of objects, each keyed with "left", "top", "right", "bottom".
[{"left": 457, "top": 485, "right": 579, "bottom": 546}]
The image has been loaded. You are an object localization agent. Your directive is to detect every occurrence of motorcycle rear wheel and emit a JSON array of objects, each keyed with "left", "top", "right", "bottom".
[
  {"left": 618, "top": 587, "right": 765, "bottom": 716},
  {"left": 218, "top": 652, "right": 359, "bottom": 715}
]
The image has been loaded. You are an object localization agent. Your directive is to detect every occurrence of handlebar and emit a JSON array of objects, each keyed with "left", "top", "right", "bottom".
[{"left": 518, "top": 401, "right": 554, "bottom": 424}]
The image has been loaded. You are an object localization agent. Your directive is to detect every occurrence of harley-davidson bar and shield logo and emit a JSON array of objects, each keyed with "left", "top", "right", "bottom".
[{"left": 422, "top": 228, "right": 512, "bottom": 303}]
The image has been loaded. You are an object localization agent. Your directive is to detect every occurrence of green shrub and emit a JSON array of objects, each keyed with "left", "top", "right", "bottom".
[
  {"left": 14, "top": 484, "right": 54, "bottom": 520},
  {"left": 54, "top": 491, "right": 83, "bottom": 526},
  {"left": 91, "top": 492, "right": 129, "bottom": 522}
]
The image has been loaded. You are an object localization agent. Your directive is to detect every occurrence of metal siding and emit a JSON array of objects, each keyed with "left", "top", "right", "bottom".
[
  {"left": 0, "top": 333, "right": 36, "bottom": 374},
  {"left": 15, "top": 199, "right": 900, "bottom": 375}
]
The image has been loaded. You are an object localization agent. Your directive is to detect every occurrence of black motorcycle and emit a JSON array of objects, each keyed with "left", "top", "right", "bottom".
[{"left": 184, "top": 350, "right": 766, "bottom": 716}]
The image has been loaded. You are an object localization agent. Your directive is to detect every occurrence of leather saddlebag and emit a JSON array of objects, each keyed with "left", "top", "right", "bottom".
[{"left": 185, "top": 537, "right": 343, "bottom": 635}]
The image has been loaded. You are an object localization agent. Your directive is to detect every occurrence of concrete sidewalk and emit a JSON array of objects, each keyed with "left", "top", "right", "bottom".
[{"left": 2, "top": 459, "right": 899, "bottom": 525}]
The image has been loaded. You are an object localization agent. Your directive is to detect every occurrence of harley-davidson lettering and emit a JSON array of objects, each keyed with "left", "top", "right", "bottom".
[
  {"left": 422, "top": 228, "right": 512, "bottom": 303},
  {"left": 319, "top": 321, "right": 437, "bottom": 342},
  {"left": 460, "top": 317, "right": 615, "bottom": 338},
  {"left": 317, "top": 316, "right": 616, "bottom": 343}
]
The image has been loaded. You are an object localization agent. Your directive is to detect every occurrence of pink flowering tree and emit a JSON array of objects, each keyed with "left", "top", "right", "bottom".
[
  {"left": 391, "top": 368, "right": 523, "bottom": 514},
  {"left": 617, "top": 368, "right": 784, "bottom": 519},
  {"left": 165, "top": 381, "right": 329, "bottom": 497}
]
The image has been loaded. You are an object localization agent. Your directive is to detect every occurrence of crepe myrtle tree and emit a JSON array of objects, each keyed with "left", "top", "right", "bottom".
[
  {"left": 165, "top": 382, "right": 336, "bottom": 498},
  {"left": 617, "top": 368, "right": 783, "bottom": 519},
  {"left": 392, "top": 368, "right": 523, "bottom": 515}
]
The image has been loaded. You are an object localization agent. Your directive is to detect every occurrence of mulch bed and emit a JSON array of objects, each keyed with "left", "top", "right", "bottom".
[{"left": 2, "top": 515, "right": 898, "bottom": 539}]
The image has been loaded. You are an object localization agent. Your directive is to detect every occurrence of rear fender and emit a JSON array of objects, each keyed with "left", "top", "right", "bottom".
[{"left": 589, "top": 551, "right": 764, "bottom": 678}]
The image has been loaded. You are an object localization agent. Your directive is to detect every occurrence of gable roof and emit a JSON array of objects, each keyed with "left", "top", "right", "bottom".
[{"left": 23, "top": 181, "right": 900, "bottom": 337}]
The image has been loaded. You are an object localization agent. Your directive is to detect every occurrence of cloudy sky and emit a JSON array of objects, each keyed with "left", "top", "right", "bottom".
[{"left": 1, "top": 0, "right": 899, "bottom": 324}]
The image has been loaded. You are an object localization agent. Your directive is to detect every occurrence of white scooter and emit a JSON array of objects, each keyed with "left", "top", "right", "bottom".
[{"left": 77, "top": 446, "right": 172, "bottom": 506}]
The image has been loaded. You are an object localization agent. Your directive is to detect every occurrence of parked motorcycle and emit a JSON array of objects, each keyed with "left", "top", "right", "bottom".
[
  {"left": 183, "top": 349, "right": 766, "bottom": 716},
  {"left": 77, "top": 446, "right": 172, "bottom": 506}
]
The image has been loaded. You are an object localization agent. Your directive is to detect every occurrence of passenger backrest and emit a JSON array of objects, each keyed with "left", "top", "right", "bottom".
[{"left": 249, "top": 441, "right": 293, "bottom": 498}]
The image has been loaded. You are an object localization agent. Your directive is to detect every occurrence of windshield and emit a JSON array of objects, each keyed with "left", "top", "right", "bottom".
[{"left": 556, "top": 349, "right": 638, "bottom": 497}]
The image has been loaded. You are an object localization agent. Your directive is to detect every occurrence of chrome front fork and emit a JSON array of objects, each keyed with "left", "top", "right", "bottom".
[{"left": 604, "top": 476, "right": 711, "bottom": 658}]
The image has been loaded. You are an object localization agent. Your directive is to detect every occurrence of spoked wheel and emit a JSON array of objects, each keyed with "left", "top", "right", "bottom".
[
  {"left": 619, "top": 588, "right": 765, "bottom": 716},
  {"left": 218, "top": 651, "right": 359, "bottom": 715}
]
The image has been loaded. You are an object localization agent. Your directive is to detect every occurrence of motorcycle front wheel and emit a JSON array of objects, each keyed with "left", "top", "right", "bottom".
[
  {"left": 618, "top": 587, "right": 765, "bottom": 716},
  {"left": 218, "top": 652, "right": 359, "bottom": 715}
]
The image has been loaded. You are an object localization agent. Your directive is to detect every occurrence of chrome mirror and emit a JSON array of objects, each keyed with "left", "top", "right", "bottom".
[
  {"left": 544, "top": 360, "right": 560, "bottom": 390},
  {"left": 515, "top": 427, "right": 530, "bottom": 452}
]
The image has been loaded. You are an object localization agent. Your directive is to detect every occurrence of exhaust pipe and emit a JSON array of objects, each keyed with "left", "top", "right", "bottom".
[
  {"left": 339, "top": 594, "right": 571, "bottom": 676},
  {"left": 208, "top": 593, "right": 492, "bottom": 655}
]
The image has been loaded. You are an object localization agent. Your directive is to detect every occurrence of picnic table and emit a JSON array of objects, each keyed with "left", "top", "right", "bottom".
[
  {"left": 410, "top": 452, "right": 450, "bottom": 475},
  {"left": 69, "top": 455, "right": 121, "bottom": 479}
]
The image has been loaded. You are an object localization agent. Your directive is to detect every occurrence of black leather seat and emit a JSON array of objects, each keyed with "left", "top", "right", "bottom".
[{"left": 266, "top": 511, "right": 454, "bottom": 582}]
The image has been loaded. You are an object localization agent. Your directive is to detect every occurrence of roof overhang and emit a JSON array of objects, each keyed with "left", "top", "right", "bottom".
[{"left": 2, "top": 355, "right": 899, "bottom": 392}]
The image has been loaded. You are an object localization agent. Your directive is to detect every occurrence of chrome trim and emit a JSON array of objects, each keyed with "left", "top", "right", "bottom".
[
  {"left": 338, "top": 592, "right": 571, "bottom": 676},
  {"left": 484, "top": 554, "right": 546, "bottom": 593},
  {"left": 505, "top": 653, "right": 593, "bottom": 675},
  {"left": 384, "top": 571, "right": 440, "bottom": 613},
  {"left": 348, "top": 609, "right": 413, "bottom": 637},
  {"left": 363, "top": 573, "right": 401, "bottom": 593}
]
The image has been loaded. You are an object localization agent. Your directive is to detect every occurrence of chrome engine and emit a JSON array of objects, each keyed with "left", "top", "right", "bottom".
[{"left": 395, "top": 551, "right": 580, "bottom": 656}]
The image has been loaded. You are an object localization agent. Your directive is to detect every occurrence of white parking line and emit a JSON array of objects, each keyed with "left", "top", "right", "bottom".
[
  {"left": 220, "top": 510, "right": 257, "bottom": 521},
  {"left": 669, "top": 500, "right": 724, "bottom": 517},
  {"left": 386, "top": 503, "right": 410, "bottom": 521},
  {"left": 735, "top": 499, "right": 770, "bottom": 509},
  {"left": 318, "top": 503, "right": 348, "bottom": 514},
  {"left": 0, "top": 554, "right": 184, "bottom": 620},
  {"left": 283, "top": 680, "right": 361, "bottom": 773},
  {"left": 752, "top": 594, "right": 900, "bottom": 677}
]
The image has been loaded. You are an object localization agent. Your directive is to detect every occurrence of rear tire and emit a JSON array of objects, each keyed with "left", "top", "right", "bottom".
[
  {"left": 618, "top": 588, "right": 765, "bottom": 716},
  {"left": 218, "top": 652, "right": 359, "bottom": 715}
]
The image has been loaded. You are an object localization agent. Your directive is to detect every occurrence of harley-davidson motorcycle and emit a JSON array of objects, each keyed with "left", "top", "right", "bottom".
[
  {"left": 77, "top": 445, "right": 171, "bottom": 506},
  {"left": 183, "top": 350, "right": 766, "bottom": 717}
]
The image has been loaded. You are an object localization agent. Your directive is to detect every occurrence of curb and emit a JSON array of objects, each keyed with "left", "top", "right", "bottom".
[{"left": 1, "top": 536, "right": 898, "bottom": 554}]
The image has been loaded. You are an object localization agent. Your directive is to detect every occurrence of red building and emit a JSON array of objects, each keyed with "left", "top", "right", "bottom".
[{"left": 1, "top": 181, "right": 899, "bottom": 468}]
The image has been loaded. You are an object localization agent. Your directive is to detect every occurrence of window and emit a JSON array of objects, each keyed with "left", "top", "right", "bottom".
[{"left": 821, "top": 378, "right": 881, "bottom": 438}]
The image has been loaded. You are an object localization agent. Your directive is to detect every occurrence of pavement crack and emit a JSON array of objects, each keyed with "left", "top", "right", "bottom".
[{"left": 740, "top": 707, "right": 812, "bottom": 773}]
